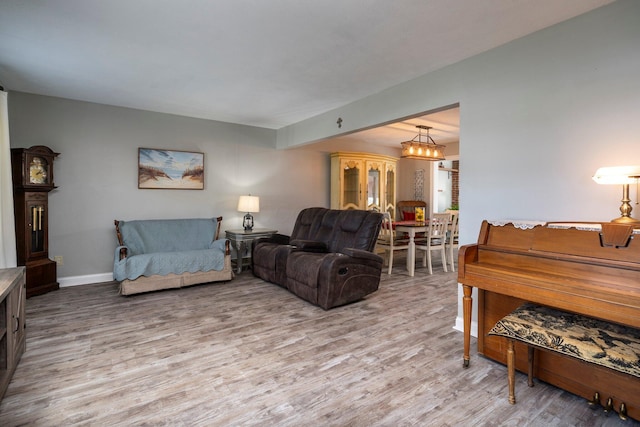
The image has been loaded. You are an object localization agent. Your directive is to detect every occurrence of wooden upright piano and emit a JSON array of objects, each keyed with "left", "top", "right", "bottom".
[{"left": 458, "top": 220, "right": 640, "bottom": 420}]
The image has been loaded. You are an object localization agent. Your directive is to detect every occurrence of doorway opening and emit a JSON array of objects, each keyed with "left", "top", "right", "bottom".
[{"left": 433, "top": 159, "right": 459, "bottom": 213}]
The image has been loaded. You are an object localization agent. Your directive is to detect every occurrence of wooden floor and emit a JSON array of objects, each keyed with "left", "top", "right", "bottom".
[{"left": 1, "top": 255, "right": 638, "bottom": 426}]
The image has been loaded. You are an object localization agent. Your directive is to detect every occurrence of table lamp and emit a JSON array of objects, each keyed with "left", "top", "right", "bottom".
[
  {"left": 592, "top": 166, "right": 640, "bottom": 224},
  {"left": 237, "top": 195, "right": 260, "bottom": 231}
]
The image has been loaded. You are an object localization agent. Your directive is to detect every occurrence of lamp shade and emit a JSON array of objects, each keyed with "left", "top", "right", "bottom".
[
  {"left": 592, "top": 166, "right": 640, "bottom": 184},
  {"left": 237, "top": 195, "right": 260, "bottom": 213}
]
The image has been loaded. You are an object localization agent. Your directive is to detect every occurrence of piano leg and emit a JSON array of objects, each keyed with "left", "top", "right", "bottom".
[
  {"left": 463, "top": 284, "right": 473, "bottom": 368},
  {"left": 527, "top": 346, "right": 535, "bottom": 387},
  {"left": 508, "top": 339, "right": 516, "bottom": 404}
]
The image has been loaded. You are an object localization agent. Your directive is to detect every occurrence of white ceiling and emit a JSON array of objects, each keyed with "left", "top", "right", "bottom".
[
  {"left": 0, "top": 0, "right": 613, "bottom": 147},
  {"left": 339, "top": 106, "right": 461, "bottom": 150}
]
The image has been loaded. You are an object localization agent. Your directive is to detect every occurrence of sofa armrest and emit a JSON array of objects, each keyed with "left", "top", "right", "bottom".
[
  {"left": 291, "top": 239, "right": 328, "bottom": 253},
  {"left": 115, "top": 245, "right": 129, "bottom": 261},
  {"left": 210, "top": 238, "right": 231, "bottom": 256},
  {"left": 340, "top": 247, "right": 383, "bottom": 262},
  {"left": 254, "top": 233, "right": 291, "bottom": 246}
]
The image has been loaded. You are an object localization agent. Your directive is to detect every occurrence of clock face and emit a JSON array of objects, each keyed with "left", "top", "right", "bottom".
[{"left": 29, "top": 156, "right": 48, "bottom": 184}]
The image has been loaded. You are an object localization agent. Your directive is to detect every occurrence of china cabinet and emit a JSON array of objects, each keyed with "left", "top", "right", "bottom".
[
  {"left": 330, "top": 152, "right": 398, "bottom": 219},
  {"left": 11, "top": 145, "right": 59, "bottom": 297}
]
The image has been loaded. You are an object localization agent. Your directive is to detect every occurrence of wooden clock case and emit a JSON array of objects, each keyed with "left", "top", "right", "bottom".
[{"left": 11, "top": 145, "right": 60, "bottom": 297}]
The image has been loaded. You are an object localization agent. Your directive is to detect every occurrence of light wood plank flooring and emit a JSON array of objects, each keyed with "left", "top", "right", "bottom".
[{"left": 1, "top": 255, "right": 638, "bottom": 426}]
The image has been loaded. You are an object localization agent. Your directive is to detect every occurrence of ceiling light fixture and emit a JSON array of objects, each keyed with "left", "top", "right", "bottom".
[{"left": 400, "top": 125, "right": 445, "bottom": 161}]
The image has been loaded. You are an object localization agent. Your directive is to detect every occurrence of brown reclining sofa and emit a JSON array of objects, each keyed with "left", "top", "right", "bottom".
[{"left": 251, "top": 207, "right": 383, "bottom": 309}]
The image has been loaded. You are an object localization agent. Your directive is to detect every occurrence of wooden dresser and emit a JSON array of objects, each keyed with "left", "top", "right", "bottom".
[{"left": 0, "top": 267, "right": 26, "bottom": 402}]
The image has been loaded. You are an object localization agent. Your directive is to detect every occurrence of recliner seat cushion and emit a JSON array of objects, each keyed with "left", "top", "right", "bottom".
[
  {"left": 252, "top": 207, "right": 331, "bottom": 285},
  {"left": 252, "top": 243, "right": 295, "bottom": 287}
]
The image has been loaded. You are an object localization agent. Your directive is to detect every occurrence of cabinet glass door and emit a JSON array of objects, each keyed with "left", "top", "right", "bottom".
[
  {"left": 341, "top": 159, "right": 362, "bottom": 209},
  {"left": 28, "top": 201, "right": 47, "bottom": 257},
  {"left": 386, "top": 165, "right": 396, "bottom": 219},
  {"left": 367, "top": 162, "right": 382, "bottom": 211}
]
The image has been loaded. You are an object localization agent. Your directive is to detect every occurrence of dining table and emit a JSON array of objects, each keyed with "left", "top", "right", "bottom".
[{"left": 393, "top": 220, "right": 429, "bottom": 277}]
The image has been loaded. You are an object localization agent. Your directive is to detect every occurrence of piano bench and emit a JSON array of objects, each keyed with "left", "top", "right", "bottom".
[{"left": 489, "top": 303, "right": 640, "bottom": 408}]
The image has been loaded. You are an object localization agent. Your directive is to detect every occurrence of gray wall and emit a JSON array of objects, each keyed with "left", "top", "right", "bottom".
[
  {"left": 8, "top": 93, "right": 330, "bottom": 283},
  {"left": 278, "top": 0, "right": 640, "bottom": 242},
  {"left": 275, "top": 0, "right": 640, "bottom": 331},
  {"left": 6, "top": 1, "right": 640, "bottom": 331}
]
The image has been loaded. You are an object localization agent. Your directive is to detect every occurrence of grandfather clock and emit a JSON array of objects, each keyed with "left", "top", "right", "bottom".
[{"left": 11, "top": 145, "right": 60, "bottom": 297}]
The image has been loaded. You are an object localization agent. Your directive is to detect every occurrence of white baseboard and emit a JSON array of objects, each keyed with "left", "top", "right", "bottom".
[
  {"left": 454, "top": 315, "right": 478, "bottom": 338},
  {"left": 59, "top": 273, "right": 113, "bottom": 288}
]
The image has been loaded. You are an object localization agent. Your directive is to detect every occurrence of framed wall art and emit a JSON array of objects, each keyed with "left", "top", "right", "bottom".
[{"left": 138, "top": 148, "right": 204, "bottom": 190}]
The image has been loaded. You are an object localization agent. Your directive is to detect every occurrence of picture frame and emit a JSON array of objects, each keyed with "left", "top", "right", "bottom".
[{"left": 138, "top": 148, "right": 204, "bottom": 190}]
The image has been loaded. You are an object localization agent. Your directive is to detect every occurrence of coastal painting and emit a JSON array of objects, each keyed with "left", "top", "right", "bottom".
[{"left": 138, "top": 148, "right": 204, "bottom": 190}]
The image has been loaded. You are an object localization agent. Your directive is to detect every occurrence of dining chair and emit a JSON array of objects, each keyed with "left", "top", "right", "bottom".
[
  {"left": 396, "top": 200, "right": 428, "bottom": 241},
  {"left": 376, "top": 212, "right": 410, "bottom": 274},
  {"left": 445, "top": 211, "right": 459, "bottom": 272},
  {"left": 396, "top": 200, "right": 427, "bottom": 221},
  {"left": 416, "top": 213, "right": 449, "bottom": 274}
]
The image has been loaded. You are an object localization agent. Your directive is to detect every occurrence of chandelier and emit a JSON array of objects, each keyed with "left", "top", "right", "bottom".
[{"left": 400, "top": 125, "right": 446, "bottom": 161}]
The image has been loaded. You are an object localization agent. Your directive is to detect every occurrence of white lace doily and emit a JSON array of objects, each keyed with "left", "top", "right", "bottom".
[
  {"left": 547, "top": 222, "right": 640, "bottom": 234},
  {"left": 488, "top": 219, "right": 546, "bottom": 230},
  {"left": 546, "top": 222, "right": 602, "bottom": 231}
]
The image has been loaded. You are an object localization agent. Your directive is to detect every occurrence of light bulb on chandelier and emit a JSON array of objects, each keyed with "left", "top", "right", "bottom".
[{"left": 400, "top": 125, "right": 446, "bottom": 161}]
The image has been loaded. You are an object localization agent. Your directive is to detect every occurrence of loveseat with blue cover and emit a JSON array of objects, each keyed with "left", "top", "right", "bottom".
[{"left": 113, "top": 216, "right": 233, "bottom": 295}]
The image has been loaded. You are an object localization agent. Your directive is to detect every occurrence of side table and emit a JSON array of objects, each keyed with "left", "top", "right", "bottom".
[{"left": 225, "top": 228, "right": 277, "bottom": 274}]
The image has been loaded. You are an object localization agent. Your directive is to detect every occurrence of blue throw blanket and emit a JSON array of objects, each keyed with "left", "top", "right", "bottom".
[{"left": 113, "top": 218, "right": 227, "bottom": 281}]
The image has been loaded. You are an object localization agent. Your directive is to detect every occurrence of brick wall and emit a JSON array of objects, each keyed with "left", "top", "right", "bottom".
[{"left": 452, "top": 160, "right": 459, "bottom": 208}]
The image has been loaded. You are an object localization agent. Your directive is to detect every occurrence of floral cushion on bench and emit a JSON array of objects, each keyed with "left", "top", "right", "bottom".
[{"left": 489, "top": 303, "right": 640, "bottom": 378}]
